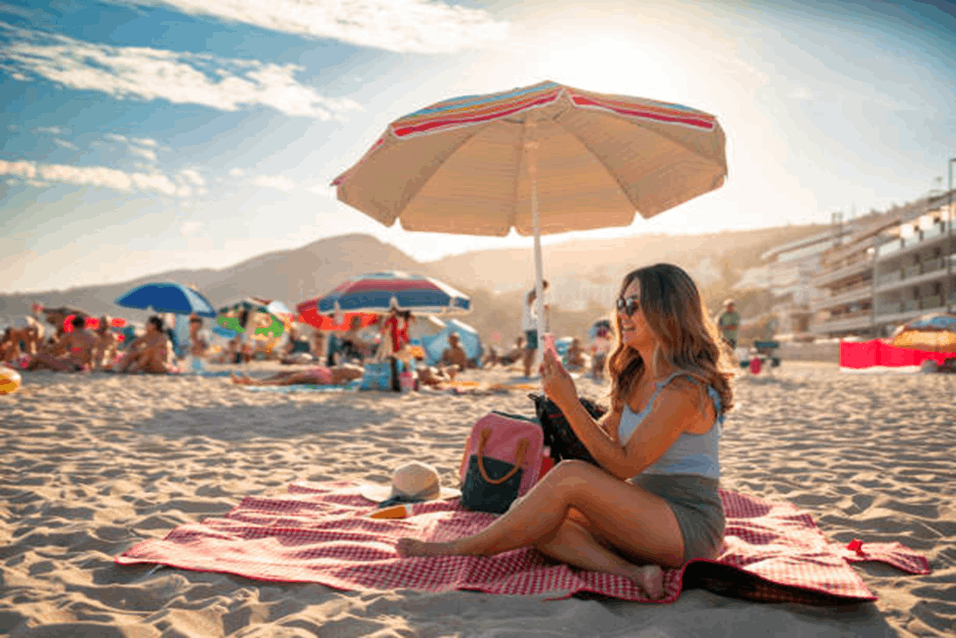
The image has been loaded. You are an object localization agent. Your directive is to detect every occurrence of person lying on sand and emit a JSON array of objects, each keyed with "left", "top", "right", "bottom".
[
  {"left": 113, "top": 316, "right": 171, "bottom": 374},
  {"left": 397, "top": 263, "right": 736, "bottom": 601},
  {"left": 27, "top": 315, "right": 99, "bottom": 372},
  {"left": 231, "top": 363, "right": 364, "bottom": 386}
]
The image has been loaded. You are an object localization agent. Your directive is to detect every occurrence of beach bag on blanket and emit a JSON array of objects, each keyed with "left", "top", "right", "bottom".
[
  {"left": 459, "top": 411, "right": 544, "bottom": 514},
  {"left": 528, "top": 393, "right": 606, "bottom": 466}
]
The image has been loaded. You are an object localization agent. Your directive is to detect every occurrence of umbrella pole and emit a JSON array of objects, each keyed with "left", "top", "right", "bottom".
[{"left": 525, "top": 116, "right": 547, "bottom": 368}]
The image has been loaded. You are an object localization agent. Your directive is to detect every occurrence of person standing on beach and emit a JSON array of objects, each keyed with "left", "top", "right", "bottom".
[
  {"left": 397, "top": 264, "right": 734, "bottom": 600},
  {"left": 716, "top": 299, "right": 741, "bottom": 349},
  {"left": 521, "top": 280, "right": 550, "bottom": 377}
]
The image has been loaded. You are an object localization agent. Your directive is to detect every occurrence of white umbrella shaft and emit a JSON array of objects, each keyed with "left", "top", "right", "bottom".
[{"left": 526, "top": 117, "right": 547, "bottom": 358}]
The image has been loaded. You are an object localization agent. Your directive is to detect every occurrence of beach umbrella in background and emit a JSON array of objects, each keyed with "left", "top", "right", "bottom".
[
  {"left": 217, "top": 297, "right": 294, "bottom": 336},
  {"left": 419, "top": 318, "right": 483, "bottom": 366},
  {"left": 306, "top": 271, "right": 471, "bottom": 316},
  {"left": 115, "top": 282, "right": 217, "bottom": 317},
  {"left": 332, "top": 80, "right": 727, "bottom": 342},
  {"left": 295, "top": 308, "right": 379, "bottom": 333},
  {"left": 890, "top": 313, "right": 956, "bottom": 353}
]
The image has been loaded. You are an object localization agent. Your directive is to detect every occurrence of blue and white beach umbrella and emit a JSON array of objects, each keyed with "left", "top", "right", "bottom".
[{"left": 316, "top": 271, "right": 470, "bottom": 316}]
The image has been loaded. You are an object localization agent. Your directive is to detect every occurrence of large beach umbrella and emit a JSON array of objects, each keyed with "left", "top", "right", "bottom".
[
  {"left": 332, "top": 80, "right": 728, "bottom": 339},
  {"left": 115, "top": 282, "right": 217, "bottom": 317},
  {"left": 306, "top": 271, "right": 471, "bottom": 315},
  {"left": 890, "top": 313, "right": 956, "bottom": 353}
]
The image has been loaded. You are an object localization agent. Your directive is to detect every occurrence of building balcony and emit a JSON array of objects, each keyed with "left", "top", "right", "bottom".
[
  {"left": 811, "top": 311, "right": 874, "bottom": 335},
  {"left": 813, "top": 259, "right": 873, "bottom": 288},
  {"left": 873, "top": 296, "right": 951, "bottom": 327},
  {"left": 811, "top": 283, "right": 873, "bottom": 312},
  {"left": 873, "top": 254, "right": 956, "bottom": 293},
  {"left": 874, "top": 222, "right": 953, "bottom": 263}
]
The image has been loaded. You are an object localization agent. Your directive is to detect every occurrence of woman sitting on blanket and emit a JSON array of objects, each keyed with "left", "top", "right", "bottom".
[
  {"left": 113, "top": 316, "right": 171, "bottom": 374},
  {"left": 231, "top": 363, "right": 365, "bottom": 386},
  {"left": 398, "top": 263, "right": 735, "bottom": 600}
]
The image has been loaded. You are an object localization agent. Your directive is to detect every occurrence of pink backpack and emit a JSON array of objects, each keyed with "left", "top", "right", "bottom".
[{"left": 458, "top": 411, "right": 544, "bottom": 513}]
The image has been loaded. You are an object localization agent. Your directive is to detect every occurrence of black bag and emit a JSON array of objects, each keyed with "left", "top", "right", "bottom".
[
  {"left": 528, "top": 393, "right": 607, "bottom": 466},
  {"left": 461, "top": 454, "right": 525, "bottom": 514}
]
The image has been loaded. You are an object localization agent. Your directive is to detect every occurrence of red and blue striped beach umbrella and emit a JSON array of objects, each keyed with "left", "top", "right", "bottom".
[
  {"left": 303, "top": 271, "right": 470, "bottom": 316},
  {"left": 331, "top": 80, "right": 727, "bottom": 338}
]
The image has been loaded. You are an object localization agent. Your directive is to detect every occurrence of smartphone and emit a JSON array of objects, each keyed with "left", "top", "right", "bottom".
[{"left": 542, "top": 333, "right": 558, "bottom": 360}]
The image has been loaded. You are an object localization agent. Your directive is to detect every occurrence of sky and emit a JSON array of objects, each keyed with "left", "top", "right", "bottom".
[{"left": 2, "top": 0, "right": 955, "bottom": 294}]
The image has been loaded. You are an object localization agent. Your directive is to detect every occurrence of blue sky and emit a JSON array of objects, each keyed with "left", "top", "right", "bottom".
[{"left": 2, "top": 0, "right": 955, "bottom": 294}]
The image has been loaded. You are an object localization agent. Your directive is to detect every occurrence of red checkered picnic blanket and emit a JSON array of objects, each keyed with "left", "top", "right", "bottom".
[{"left": 115, "top": 481, "right": 929, "bottom": 604}]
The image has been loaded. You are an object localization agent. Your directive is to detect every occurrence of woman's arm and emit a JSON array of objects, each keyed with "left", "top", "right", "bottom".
[{"left": 559, "top": 382, "right": 710, "bottom": 480}]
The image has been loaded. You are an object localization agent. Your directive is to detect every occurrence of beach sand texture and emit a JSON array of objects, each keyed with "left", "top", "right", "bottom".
[{"left": 1, "top": 361, "right": 953, "bottom": 637}]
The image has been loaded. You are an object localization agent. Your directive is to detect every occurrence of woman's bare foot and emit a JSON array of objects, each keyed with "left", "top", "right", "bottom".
[
  {"left": 628, "top": 564, "right": 665, "bottom": 600},
  {"left": 396, "top": 538, "right": 460, "bottom": 558}
]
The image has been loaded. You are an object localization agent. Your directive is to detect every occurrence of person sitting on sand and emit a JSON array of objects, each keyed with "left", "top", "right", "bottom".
[
  {"left": 231, "top": 363, "right": 365, "bottom": 387},
  {"left": 437, "top": 332, "right": 468, "bottom": 380},
  {"left": 565, "top": 337, "right": 588, "bottom": 370},
  {"left": 28, "top": 315, "right": 100, "bottom": 372},
  {"left": 114, "top": 316, "right": 171, "bottom": 374},
  {"left": 92, "top": 315, "right": 120, "bottom": 370},
  {"left": 0, "top": 327, "right": 17, "bottom": 364},
  {"left": 396, "top": 263, "right": 735, "bottom": 600},
  {"left": 187, "top": 316, "right": 208, "bottom": 358}
]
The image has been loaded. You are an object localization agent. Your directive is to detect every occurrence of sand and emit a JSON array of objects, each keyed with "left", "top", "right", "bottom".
[{"left": 1, "top": 360, "right": 953, "bottom": 637}]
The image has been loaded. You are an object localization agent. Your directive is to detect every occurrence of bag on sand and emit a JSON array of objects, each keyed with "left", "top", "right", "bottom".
[
  {"left": 528, "top": 393, "right": 606, "bottom": 466},
  {"left": 360, "top": 361, "right": 395, "bottom": 391},
  {"left": 459, "top": 412, "right": 544, "bottom": 514}
]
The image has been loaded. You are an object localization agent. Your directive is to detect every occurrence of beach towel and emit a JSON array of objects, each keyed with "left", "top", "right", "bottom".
[
  {"left": 116, "top": 480, "right": 929, "bottom": 604},
  {"left": 243, "top": 380, "right": 362, "bottom": 393}
]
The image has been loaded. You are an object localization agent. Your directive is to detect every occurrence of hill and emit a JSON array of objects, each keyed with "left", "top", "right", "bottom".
[{"left": 1, "top": 225, "right": 829, "bottom": 342}]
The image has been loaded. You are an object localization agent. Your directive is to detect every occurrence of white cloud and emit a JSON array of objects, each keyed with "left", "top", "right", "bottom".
[
  {"left": 130, "top": 146, "right": 158, "bottom": 162},
  {"left": 105, "top": 133, "right": 127, "bottom": 144},
  {"left": 0, "top": 157, "right": 186, "bottom": 197},
  {"left": 26, "top": 179, "right": 48, "bottom": 188},
  {"left": 228, "top": 168, "right": 245, "bottom": 177},
  {"left": 39, "top": 163, "right": 134, "bottom": 191},
  {"left": 53, "top": 138, "right": 79, "bottom": 151},
  {"left": 788, "top": 87, "right": 813, "bottom": 100},
  {"left": 1, "top": 23, "right": 362, "bottom": 119},
  {"left": 178, "top": 168, "right": 205, "bottom": 187},
  {"left": 108, "top": 0, "right": 510, "bottom": 54},
  {"left": 131, "top": 137, "right": 157, "bottom": 147},
  {"left": 307, "top": 183, "right": 336, "bottom": 198},
  {"left": 0, "top": 159, "right": 37, "bottom": 179},
  {"left": 32, "top": 125, "right": 70, "bottom": 135},
  {"left": 254, "top": 174, "right": 296, "bottom": 191}
]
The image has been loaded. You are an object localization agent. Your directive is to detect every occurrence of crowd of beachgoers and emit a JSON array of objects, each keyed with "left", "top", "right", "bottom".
[{"left": 0, "top": 303, "right": 606, "bottom": 391}]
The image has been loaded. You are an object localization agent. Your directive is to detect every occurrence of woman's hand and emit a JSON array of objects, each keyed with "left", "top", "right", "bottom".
[{"left": 540, "top": 348, "right": 577, "bottom": 411}]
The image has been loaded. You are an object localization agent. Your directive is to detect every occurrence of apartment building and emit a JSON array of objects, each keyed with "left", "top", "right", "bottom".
[
  {"left": 761, "top": 225, "right": 856, "bottom": 338},
  {"left": 812, "top": 191, "right": 956, "bottom": 339}
]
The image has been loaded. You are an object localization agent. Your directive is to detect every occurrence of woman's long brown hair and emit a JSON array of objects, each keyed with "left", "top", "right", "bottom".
[{"left": 605, "top": 263, "right": 735, "bottom": 418}]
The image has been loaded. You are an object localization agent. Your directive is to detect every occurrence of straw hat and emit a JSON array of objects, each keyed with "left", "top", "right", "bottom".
[{"left": 359, "top": 461, "right": 461, "bottom": 504}]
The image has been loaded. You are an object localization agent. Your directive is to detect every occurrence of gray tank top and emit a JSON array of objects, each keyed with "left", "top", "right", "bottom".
[{"left": 617, "top": 372, "right": 724, "bottom": 480}]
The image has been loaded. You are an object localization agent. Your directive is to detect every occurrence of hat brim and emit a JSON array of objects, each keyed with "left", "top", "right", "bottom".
[{"left": 358, "top": 483, "right": 461, "bottom": 503}]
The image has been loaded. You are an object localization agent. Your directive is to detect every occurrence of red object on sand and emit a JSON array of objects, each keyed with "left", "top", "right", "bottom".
[
  {"left": 116, "top": 480, "right": 930, "bottom": 604},
  {"left": 749, "top": 357, "right": 762, "bottom": 374},
  {"left": 839, "top": 339, "right": 951, "bottom": 368}
]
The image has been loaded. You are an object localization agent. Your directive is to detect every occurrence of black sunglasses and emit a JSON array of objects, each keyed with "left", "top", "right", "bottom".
[{"left": 616, "top": 295, "right": 641, "bottom": 316}]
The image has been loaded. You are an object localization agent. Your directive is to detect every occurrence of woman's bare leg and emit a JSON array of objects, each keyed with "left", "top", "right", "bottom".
[
  {"left": 397, "top": 461, "right": 685, "bottom": 570},
  {"left": 534, "top": 519, "right": 664, "bottom": 599}
]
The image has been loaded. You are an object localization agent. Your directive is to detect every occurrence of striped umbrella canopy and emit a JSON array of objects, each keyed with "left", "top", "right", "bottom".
[
  {"left": 332, "top": 80, "right": 727, "bottom": 340},
  {"left": 295, "top": 309, "right": 379, "bottom": 333},
  {"left": 890, "top": 313, "right": 956, "bottom": 353},
  {"left": 305, "top": 271, "right": 470, "bottom": 316}
]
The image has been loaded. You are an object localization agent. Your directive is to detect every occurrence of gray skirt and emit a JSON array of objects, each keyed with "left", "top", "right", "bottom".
[{"left": 629, "top": 473, "right": 725, "bottom": 563}]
